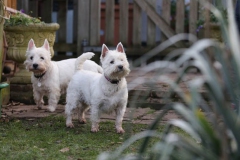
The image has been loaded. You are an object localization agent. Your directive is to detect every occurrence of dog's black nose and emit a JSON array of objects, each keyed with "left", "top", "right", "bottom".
[
  {"left": 33, "top": 63, "right": 38, "bottom": 69},
  {"left": 118, "top": 65, "right": 123, "bottom": 70}
]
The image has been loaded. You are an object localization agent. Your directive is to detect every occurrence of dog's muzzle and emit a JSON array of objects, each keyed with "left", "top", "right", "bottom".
[
  {"left": 118, "top": 65, "right": 123, "bottom": 70},
  {"left": 33, "top": 63, "right": 38, "bottom": 69},
  {"left": 34, "top": 72, "right": 46, "bottom": 78}
]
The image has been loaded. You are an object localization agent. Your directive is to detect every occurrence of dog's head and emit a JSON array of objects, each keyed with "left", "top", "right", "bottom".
[
  {"left": 24, "top": 39, "right": 52, "bottom": 77},
  {"left": 100, "top": 43, "right": 130, "bottom": 80}
]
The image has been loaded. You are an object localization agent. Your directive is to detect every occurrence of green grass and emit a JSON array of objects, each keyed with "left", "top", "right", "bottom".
[{"left": 0, "top": 115, "right": 168, "bottom": 160}]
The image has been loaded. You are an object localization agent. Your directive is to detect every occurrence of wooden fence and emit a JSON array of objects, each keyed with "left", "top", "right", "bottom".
[{"left": 4, "top": 0, "right": 233, "bottom": 58}]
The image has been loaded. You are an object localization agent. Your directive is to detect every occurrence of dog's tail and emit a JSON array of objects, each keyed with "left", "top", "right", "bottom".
[{"left": 75, "top": 52, "right": 95, "bottom": 70}]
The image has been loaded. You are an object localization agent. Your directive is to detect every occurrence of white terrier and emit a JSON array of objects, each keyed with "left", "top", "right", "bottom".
[
  {"left": 24, "top": 39, "right": 103, "bottom": 112},
  {"left": 65, "top": 43, "right": 130, "bottom": 133}
]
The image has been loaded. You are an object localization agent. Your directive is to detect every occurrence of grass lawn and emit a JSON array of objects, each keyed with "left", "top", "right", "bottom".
[{"left": 0, "top": 115, "right": 166, "bottom": 160}]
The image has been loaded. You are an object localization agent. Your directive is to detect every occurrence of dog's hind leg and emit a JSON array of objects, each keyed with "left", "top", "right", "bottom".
[
  {"left": 78, "top": 103, "right": 89, "bottom": 124},
  {"left": 65, "top": 93, "right": 81, "bottom": 128},
  {"left": 65, "top": 102, "right": 75, "bottom": 128},
  {"left": 90, "top": 105, "right": 101, "bottom": 132}
]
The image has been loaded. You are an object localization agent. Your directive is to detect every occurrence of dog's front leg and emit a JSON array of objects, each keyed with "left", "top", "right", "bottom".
[
  {"left": 90, "top": 106, "right": 101, "bottom": 132},
  {"left": 33, "top": 89, "right": 44, "bottom": 109},
  {"left": 47, "top": 90, "right": 60, "bottom": 112},
  {"left": 115, "top": 104, "right": 127, "bottom": 134}
]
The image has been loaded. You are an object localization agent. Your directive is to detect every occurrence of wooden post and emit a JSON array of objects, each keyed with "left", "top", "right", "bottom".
[
  {"left": 189, "top": 1, "right": 198, "bottom": 36},
  {"left": 75, "top": 0, "right": 90, "bottom": 55},
  {"left": 5, "top": 0, "right": 17, "bottom": 9},
  {"left": 28, "top": 0, "right": 38, "bottom": 17},
  {"left": 119, "top": 0, "right": 128, "bottom": 46},
  {"left": 132, "top": 0, "right": 142, "bottom": 47},
  {"left": 105, "top": 0, "right": 114, "bottom": 45},
  {"left": 0, "top": 1, "right": 4, "bottom": 79},
  {"left": 147, "top": 0, "right": 156, "bottom": 47},
  {"left": 90, "top": 0, "right": 100, "bottom": 46},
  {"left": 17, "top": 0, "right": 29, "bottom": 14},
  {"left": 162, "top": 0, "right": 171, "bottom": 42},
  {"left": 204, "top": 0, "right": 210, "bottom": 38},
  {"left": 176, "top": 0, "right": 185, "bottom": 34},
  {"left": 58, "top": 0, "right": 68, "bottom": 54},
  {"left": 41, "top": 0, "right": 53, "bottom": 23}
]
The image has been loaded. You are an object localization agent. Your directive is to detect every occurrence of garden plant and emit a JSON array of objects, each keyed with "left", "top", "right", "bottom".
[{"left": 98, "top": 0, "right": 240, "bottom": 159}]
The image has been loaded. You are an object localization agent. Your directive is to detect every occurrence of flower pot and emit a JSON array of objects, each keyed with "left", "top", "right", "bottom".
[{"left": 4, "top": 23, "right": 59, "bottom": 84}]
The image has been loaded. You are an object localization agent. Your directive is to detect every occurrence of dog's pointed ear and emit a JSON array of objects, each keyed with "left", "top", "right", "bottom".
[
  {"left": 101, "top": 44, "right": 109, "bottom": 58},
  {"left": 27, "top": 39, "right": 36, "bottom": 51},
  {"left": 42, "top": 39, "right": 50, "bottom": 52},
  {"left": 116, "top": 42, "right": 124, "bottom": 53}
]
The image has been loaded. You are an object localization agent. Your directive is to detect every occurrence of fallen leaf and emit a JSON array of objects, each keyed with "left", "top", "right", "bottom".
[{"left": 60, "top": 147, "right": 69, "bottom": 153}]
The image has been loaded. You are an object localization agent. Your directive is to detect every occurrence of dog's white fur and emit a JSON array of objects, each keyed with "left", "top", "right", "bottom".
[
  {"left": 24, "top": 39, "right": 103, "bottom": 112},
  {"left": 65, "top": 43, "right": 130, "bottom": 133}
]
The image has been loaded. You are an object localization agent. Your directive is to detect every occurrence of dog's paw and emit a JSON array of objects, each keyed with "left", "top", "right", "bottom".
[
  {"left": 66, "top": 123, "right": 74, "bottom": 128},
  {"left": 91, "top": 127, "right": 99, "bottom": 133},
  {"left": 47, "top": 106, "right": 56, "bottom": 112},
  {"left": 116, "top": 128, "right": 125, "bottom": 134},
  {"left": 37, "top": 103, "right": 44, "bottom": 110},
  {"left": 78, "top": 118, "right": 87, "bottom": 124},
  {"left": 37, "top": 106, "right": 42, "bottom": 110}
]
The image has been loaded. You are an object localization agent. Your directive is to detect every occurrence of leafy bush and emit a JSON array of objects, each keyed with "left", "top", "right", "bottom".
[
  {"left": 197, "top": 7, "right": 227, "bottom": 27},
  {"left": 4, "top": 10, "right": 43, "bottom": 26},
  {"left": 98, "top": 0, "right": 240, "bottom": 159}
]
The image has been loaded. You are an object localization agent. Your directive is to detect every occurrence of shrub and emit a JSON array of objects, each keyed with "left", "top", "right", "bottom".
[
  {"left": 4, "top": 10, "right": 43, "bottom": 26},
  {"left": 97, "top": 0, "right": 240, "bottom": 159}
]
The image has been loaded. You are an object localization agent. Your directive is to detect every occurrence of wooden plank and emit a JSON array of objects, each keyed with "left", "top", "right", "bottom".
[
  {"left": 204, "top": 0, "right": 210, "bottom": 38},
  {"left": 90, "top": 0, "right": 100, "bottom": 46},
  {"left": 41, "top": 0, "right": 52, "bottom": 23},
  {"left": 189, "top": 1, "right": 198, "bottom": 36},
  {"left": 105, "top": 0, "right": 115, "bottom": 45},
  {"left": 73, "top": 0, "right": 78, "bottom": 44},
  {"left": 147, "top": 0, "right": 156, "bottom": 47},
  {"left": 176, "top": 0, "right": 185, "bottom": 34},
  {"left": 54, "top": 43, "right": 177, "bottom": 57},
  {"left": 28, "top": 0, "right": 38, "bottom": 17},
  {"left": 5, "top": 0, "right": 17, "bottom": 9},
  {"left": 57, "top": 0, "right": 67, "bottom": 43},
  {"left": 134, "top": 0, "right": 184, "bottom": 47},
  {"left": 162, "top": 0, "right": 171, "bottom": 41},
  {"left": 0, "top": 2, "right": 4, "bottom": 80},
  {"left": 75, "top": 0, "right": 90, "bottom": 54},
  {"left": 54, "top": 43, "right": 77, "bottom": 52},
  {"left": 119, "top": 0, "right": 128, "bottom": 46},
  {"left": 132, "top": 0, "right": 142, "bottom": 47},
  {"left": 10, "top": 0, "right": 17, "bottom": 9},
  {"left": 17, "top": 0, "right": 29, "bottom": 14}
]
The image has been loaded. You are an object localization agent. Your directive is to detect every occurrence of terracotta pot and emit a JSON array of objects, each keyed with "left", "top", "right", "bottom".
[{"left": 4, "top": 23, "right": 59, "bottom": 83}]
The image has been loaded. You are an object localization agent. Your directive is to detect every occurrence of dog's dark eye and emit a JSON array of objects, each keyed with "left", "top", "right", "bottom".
[
  {"left": 40, "top": 57, "right": 44, "bottom": 60},
  {"left": 30, "top": 56, "right": 33, "bottom": 60},
  {"left": 110, "top": 60, "right": 114, "bottom": 64}
]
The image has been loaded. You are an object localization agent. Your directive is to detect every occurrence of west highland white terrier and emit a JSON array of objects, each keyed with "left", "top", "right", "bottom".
[
  {"left": 24, "top": 39, "right": 103, "bottom": 112},
  {"left": 65, "top": 43, "right": 130, "bottom": 133}
]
